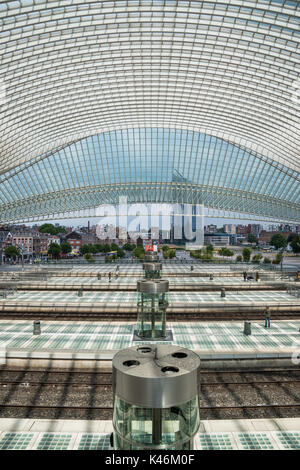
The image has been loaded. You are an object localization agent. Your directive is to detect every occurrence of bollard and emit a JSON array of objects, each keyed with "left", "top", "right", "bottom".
[
  {"left": 137, "top": 280, "right": 169, "bottom": 339},
  {"left": 243, "top": 321, "right": 251, "bottom": 336},
  {"left": 33, "top": 320, "right": 41, "bottom": 335},
  {"left": 112, "top": 345, "right": 200, "bottom": 450},
  {"left": 221, "top": 288, "right": 226, "bottom": 298}
]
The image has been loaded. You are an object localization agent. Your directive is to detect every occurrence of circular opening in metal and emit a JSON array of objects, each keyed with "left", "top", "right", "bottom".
[
  {"left": 123, "top": 360, "right": 140, "bottom": 367},
  {"left": 137, "top": 347, "right": 152, "bottom": 353},
  {"left": 161, "top": 366, "right": 179, "bottom": 373},
  {"left": 171, "top": 352, "right": 188, "bottom": 359}
]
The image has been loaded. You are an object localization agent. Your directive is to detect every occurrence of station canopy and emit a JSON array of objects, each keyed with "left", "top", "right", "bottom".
[{"left": 0, "top": 0, "right": 299, "bottom": 223}]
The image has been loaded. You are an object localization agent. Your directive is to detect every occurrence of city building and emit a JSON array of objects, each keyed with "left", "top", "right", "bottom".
[
  {"left": 259, "top": 231, "right": 291, "bottom": 245},
  {"left": 65, "top": 231, "right": 99, "bottom": 252},
  {"left": 223, "top": 225, "right": 236, "bottom": 235},
  {"left": 0, "top": 231, "right": 13, "bottom": 251},
  {"left": 204, "top": 233, "right": 230, "bottom": 246},
  {"left": 65, "top": 232, "right": 83, "bottom": 252},
  {"left": 204, "top": 225, "right": 218, "bottom": 234},
  {"left": 247, "top": 225, "right": 262, "bottom": 237},
  {"left": 32, "top": 233, "right": 49, "bottom": 256}
]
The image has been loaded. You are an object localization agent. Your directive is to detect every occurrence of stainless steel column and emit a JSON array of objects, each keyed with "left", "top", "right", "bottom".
[
  {"left": 112, "top": 345, "right": 201, "bottom": 450},
  {"left": 137, "top": 280, "right": 169, "bottom": 339}
]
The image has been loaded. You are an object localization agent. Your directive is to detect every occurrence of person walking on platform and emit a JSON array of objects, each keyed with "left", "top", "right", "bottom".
[
  {"left": 256, "top": 271, "right": 259, "bottom": 282},
  {"left": 243, "top": 271, "right": 247, "bottom": 282},
  {"left": 264, "top": 307, "right": 271, "bottom": 328},
  {"left": 108, "top": 271, "right": 112, "bottom": 283}
]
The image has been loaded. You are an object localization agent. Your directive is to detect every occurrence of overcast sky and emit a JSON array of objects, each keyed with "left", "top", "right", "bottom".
[{"left": 26, "top": 215, "right": 279, "bottom": 230}]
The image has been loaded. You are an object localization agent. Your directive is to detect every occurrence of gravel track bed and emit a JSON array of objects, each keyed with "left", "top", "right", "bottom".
[{"left": 0, "top": 369, "right": 299, "bottom": 421}]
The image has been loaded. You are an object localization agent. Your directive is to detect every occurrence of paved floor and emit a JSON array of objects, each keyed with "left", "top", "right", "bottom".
[
  {"left": 0, "top": 320, "right": 299, "bottom": 354},
  {"left": 0, "top": 290, "right": 297, "bottom": 305},
  {"left": 38, "top": 276, "right": 280, "bottom": 286},
  {"left": 69, "top": 265, "right": 235, "bottom": 273},
  {"left": 16, "top": 265, "right": 242, "bottom": 275},
  {"left": 0, "top": 418, "right": 298, "bottom": 450}
]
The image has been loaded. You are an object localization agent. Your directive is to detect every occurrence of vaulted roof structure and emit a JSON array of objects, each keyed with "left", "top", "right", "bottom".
[{"left": 0, "top": 0, "right": 299, "bottom": 222}]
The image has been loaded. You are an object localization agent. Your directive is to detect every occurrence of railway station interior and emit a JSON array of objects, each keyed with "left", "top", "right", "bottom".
[{"left": 0, "top": 0, "right": 299, "bottom": 452}]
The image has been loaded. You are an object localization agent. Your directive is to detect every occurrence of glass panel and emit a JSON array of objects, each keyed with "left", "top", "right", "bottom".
[
  {"left": 137, "top": 292, "right": 168, "bottom": 339},
  {"left": 113, "top": 395, "right": 200, "bottom": 450}
]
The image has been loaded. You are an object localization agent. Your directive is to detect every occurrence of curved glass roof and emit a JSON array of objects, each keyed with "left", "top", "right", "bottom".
[{"left": 0, "top": 0, "right": 299, "bottom": 222}]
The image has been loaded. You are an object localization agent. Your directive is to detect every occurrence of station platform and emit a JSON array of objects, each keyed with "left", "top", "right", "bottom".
[
  {"left": 0, "top": 417, "right": 298, "bottom": 450},
  {"left": 0, "top": 289, "right": 298, "bottom": 307},
  {"left": 0, "top": 320, "right": 299, "bottom": 367},
  {"left": 1, "top": 264, "right": 283, "bottom": 277},
  {"left": 1, "top": 276, "right": 289, "bottom": 292}
]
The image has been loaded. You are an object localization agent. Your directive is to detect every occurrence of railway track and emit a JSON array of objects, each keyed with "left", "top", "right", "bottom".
[
  {"left": 0, "top": 368, "right": 299, "bottom": 381},
  {"left": 0, "top": 379, "right": 299, "bottom": 387},
  {"left": 0, "top": 369, "right": 298, "bottom": 420}
]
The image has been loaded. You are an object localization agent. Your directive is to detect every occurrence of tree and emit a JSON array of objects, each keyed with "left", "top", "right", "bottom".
[
  {"left": 247, "top": 233, "right": 258, "bottom": 244},
  {"left": 264, "top": 257, "right": 271, "bottom": 263},
  {"left": 80, "top": 244, "right": 91, "bottom": 255},
  {"left": 270, "top": 233, "right": 287, "bottom": 250},
  {"left": 5, "top": 246, "right": 20, "bottom": 259},
  {"left": 219, "top": 247, "right": 227, "bottom": 257},
  {"left": 272, "top": 252, "right": 283, "bottom": 265},
  {"left": 103, "top": 244, "right": 111, "bottom": 253},
  {"left": 39, "top": 223, "right": 57, "bottom": 235},
  {"left": 201, "top": 247, "right": 213, "bottom": 260},
  {"left": 219, "top": 247, "right": 234, "bottom": 257},
  {"left": 133, "top": 246, "right": 145, "bottom": 259},
  {"left": 94, "top": 244, "right": 104, "bottom": 253},
  {"left": 39, "top": 223, "right": 66, "bottom": 236},
  {"left": 47, "top": 242, "right": 61, "bottom": 258},
  {"left": 236, "top": 255, "right": 242, "bottom": 262},
  {"left": 252, "top": 254, "right": 263, "bottom": 263},
  {"left": 110, "top": 243, "right": 119, "bottom": 252},
  {"left": 190, "top": 250, "right": 201, "bottom": 259},
  {"left": 88, "top": 244, "right": 98, "bottom": 254},
  {"left": 84, "top": 253, "right": 94, "bottom": 263},
  {"left": 60, "top": 241, "right": 72, "bottom": 254},
  {"left": 117, "top": 248, "right": 125, "bottom": 258},
  {"left": 287, "top": 233, "right": 297, "bottom": 244},
  {"left": 242, "top": 247, "right": 252, "bottom": 262},
  {"left": 206, "top": 245, "right": 214, "bottom": 255},
  {"left": 123, "top": 243, "right": 135, "bottom": 251},
  {"left": 290, "top": 235, "right": 300, "bottom": 254}
]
